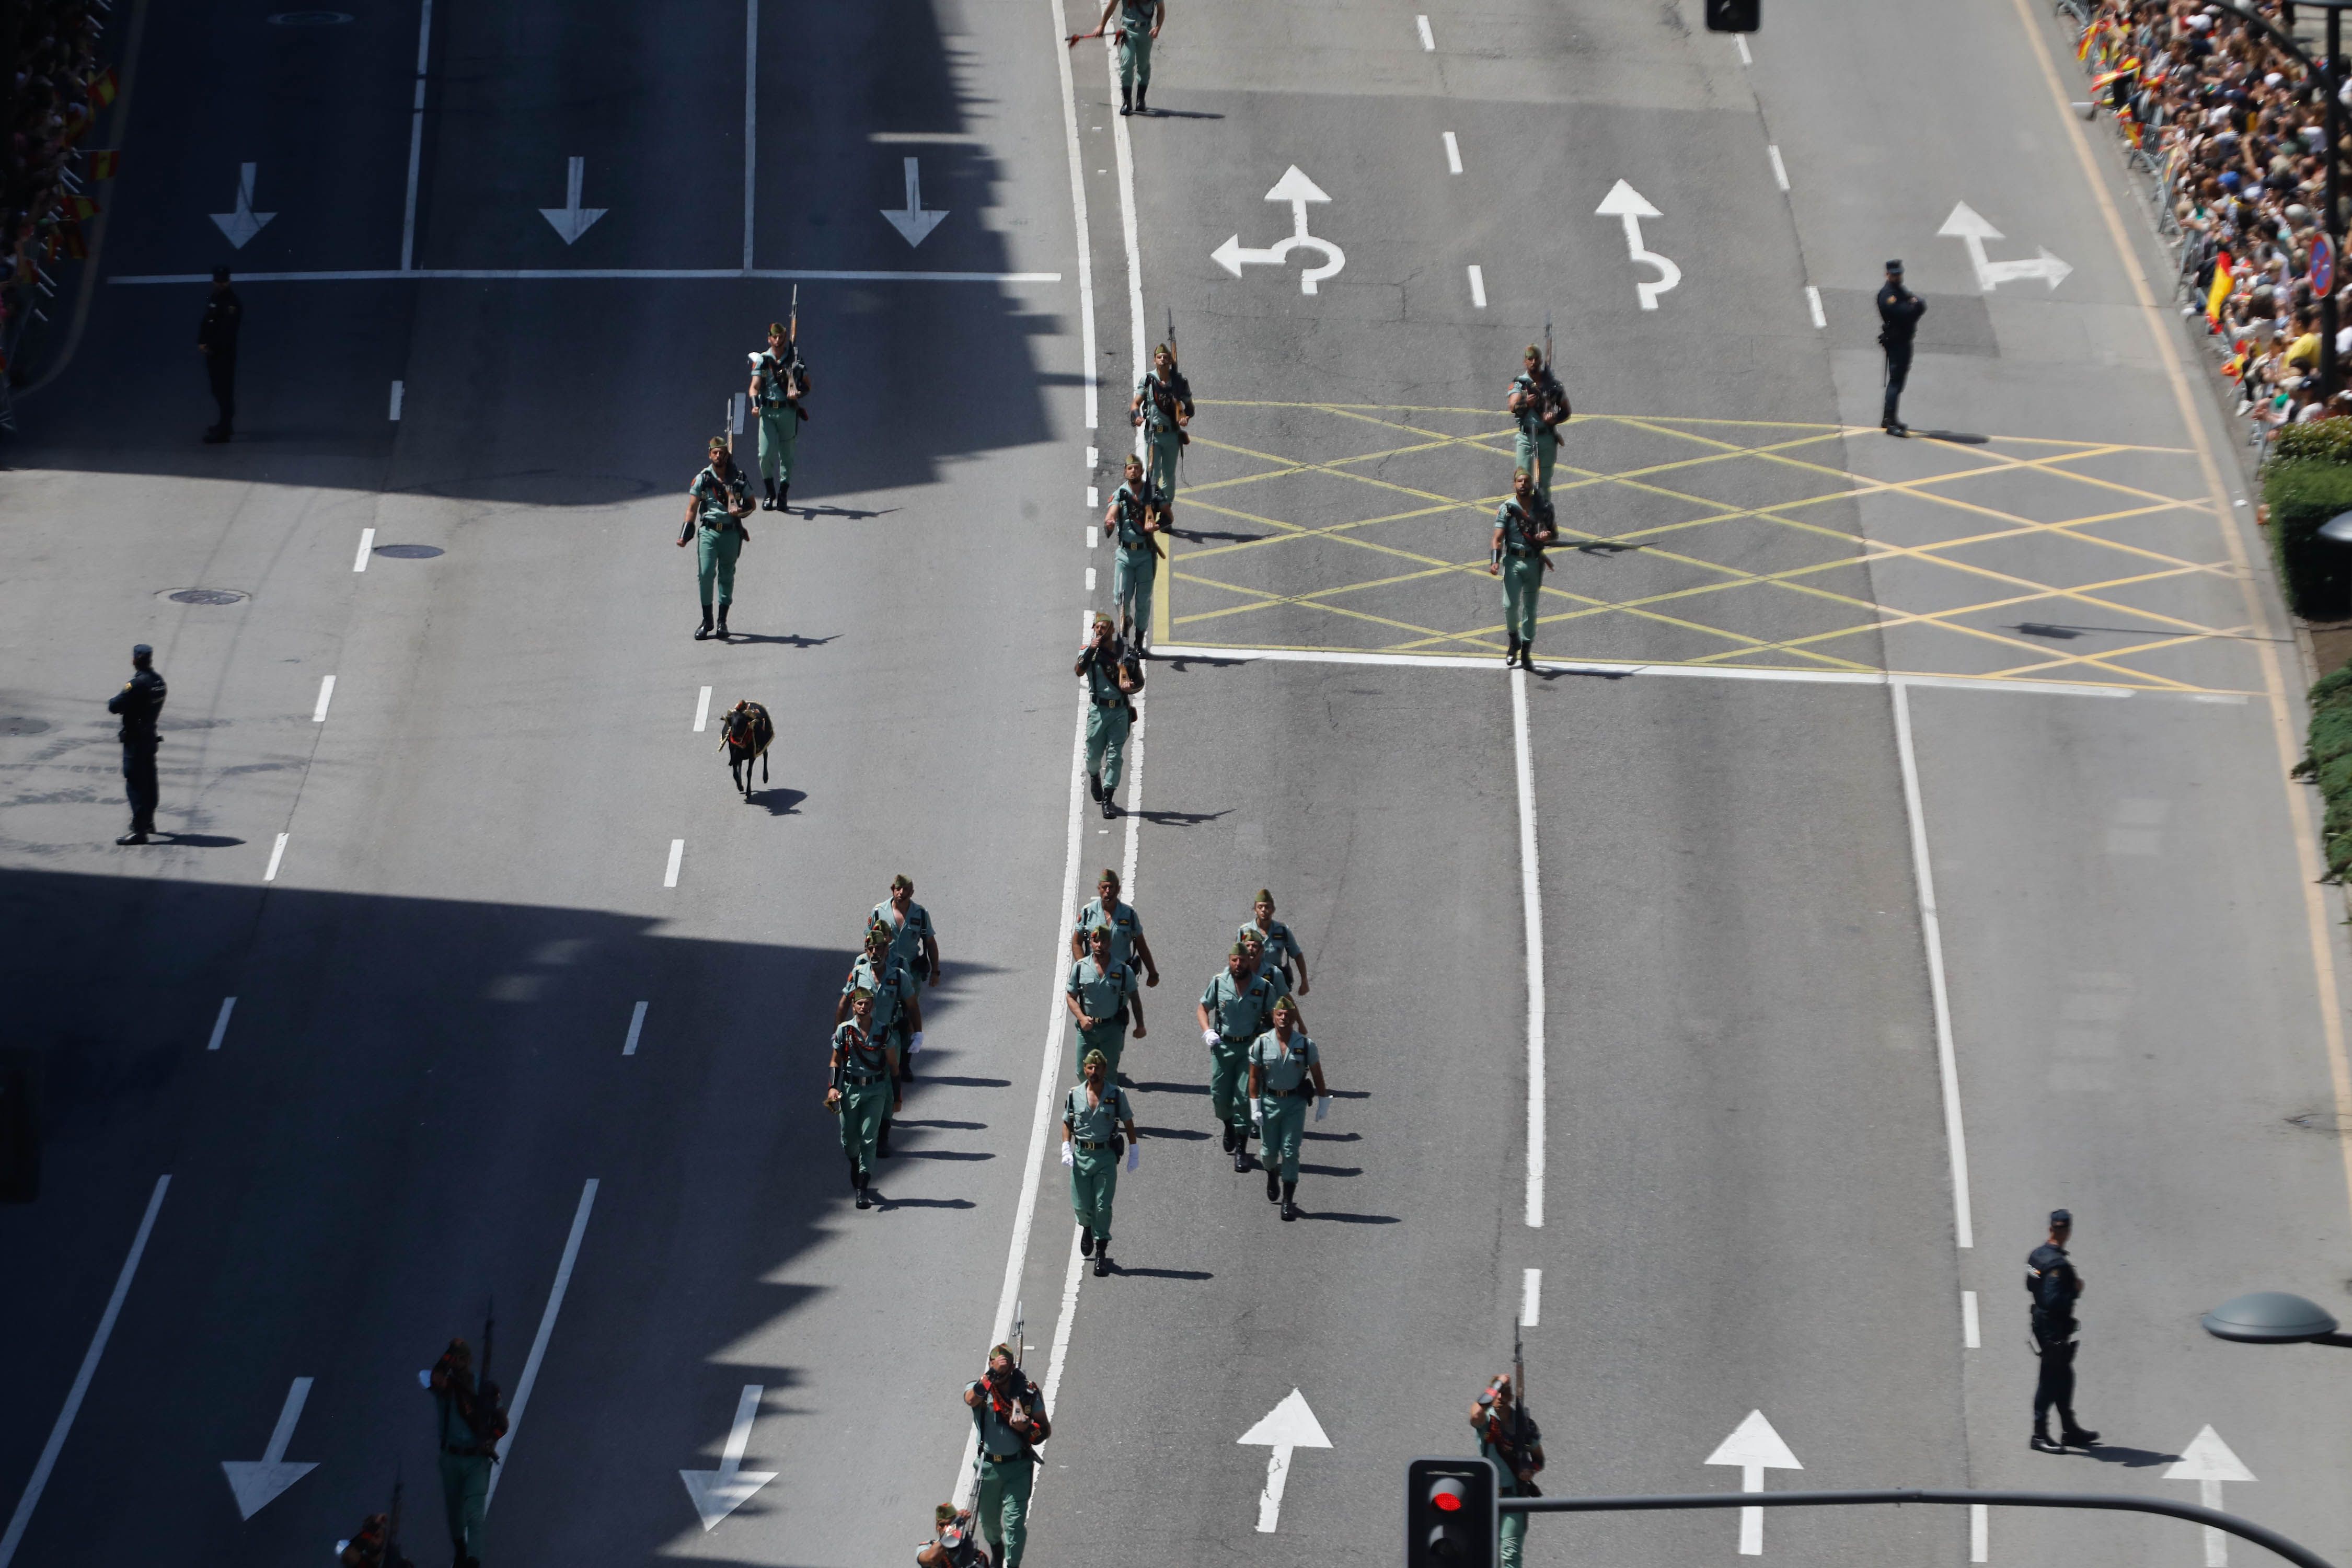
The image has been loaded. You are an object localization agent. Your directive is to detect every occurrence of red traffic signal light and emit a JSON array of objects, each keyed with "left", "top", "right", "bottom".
[{"left": 1406, "top": 1458, "right": 1497, "bottom": 1568}]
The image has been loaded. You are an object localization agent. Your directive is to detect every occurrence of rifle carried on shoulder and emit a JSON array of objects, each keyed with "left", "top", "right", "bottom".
[{"left": 1512, "top": 1322, "right": 1541, "bottom": 1497}]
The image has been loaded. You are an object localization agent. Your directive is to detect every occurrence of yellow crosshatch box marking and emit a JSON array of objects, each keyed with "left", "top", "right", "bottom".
[{"left": 1154, "top": 401, "right": 2253, "bottom": 694}]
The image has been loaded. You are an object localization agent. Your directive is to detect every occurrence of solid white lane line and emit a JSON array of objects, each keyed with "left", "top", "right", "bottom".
[
  {"left": 1961, "top": 1289, "right": 1981, "bottom": 1348},
  {"left": 1512, "top": 668, "right": 1546, "bottom": 1229},
  {"left": 1767, "top": 144, "right": 1789, "bottom": 191},
  {"left": 263, "top": 833, "right": 289, "bottom": 883},
  {"left": 742, "top": 0, "right": 758, "bottom": 269},
  {"left": 399, "top": 0, "right": 433, "bottom": 271},
  {"left": 694, "top": 686, "right": 712, "bottom": 733},
  {"left": 1970, "top": 1504, "right": 1989, "bottom": 1563},
  {"left": 1037, "top": 1226, "right": 1087, "bottom": 1481},
  {"left": 1735, "top": 33, "right": 1753, "bottom": 65},
  {"left": 664, "top": 839, "right": 685, "bottom": 887},
  {"left": 1417, "top": 13, "right": 1435, "bottom": 49},
  {"left": 1520, "top": 1267, "right": 1541, "bottom": 1327},
  {"left": 115, "top": 268, "right": 1067, "bottom": 285},
  {"left": 1443, "top": 131, "right": 1462, "bottom": 174},
  {"left": 388, "top": 381, "right": 404, "bottom": 421},
  {"left": 1052, "top": 0, "right": 1101, "bottom": 430},
  {"left": 1104, "top": 38, "right": 1147, "bottom": 438},
  {"left": 353, "top": 527, "right": 376, "bottom": 572},
  {"left": 1468, "top": 265, "right": 1486, "bottom": 309},
  {"left": 1120, "top": 686, "right": 1145, "bottom": 890},
  {"left": 622, "top": 1000, "right": 648, "bottom": 1057},
  {"left": 1805, "top": 285, "right": 1826, "bottom": 329},
  {"left": 0, "top": 1175, "right": 170, "bottom": 1568},
  {"left": 486, "top": 1178, "right": 597, "bottom": 1508},
  {"left": 312, "top": 675, "right": 335, "bottom": 723},
  {"left": 1892, "top": 681, "right": 1975, "bottom": 1251},
  {"left": 206, "top": 997, "right": 237, "bottom": 1053}
]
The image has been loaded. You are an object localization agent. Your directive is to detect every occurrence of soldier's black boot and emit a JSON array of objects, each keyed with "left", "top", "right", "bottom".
[
  {"left": 2029, "top": 1425, "right": 2061, "bottom": 1454},
  {"left": 1219, "top": 1125, "right": 1236, "bottom": 1154},
  {"left": 1265, "top": 1167, "right": 1281, "bottom": 1203},
  {"left": 1120, "top": 83, "right": 1133, "bottom": 115},
  {"left": 1088, "top": 770, "right": 1104, "bottom": 802},
  {"left": 2060, "top": 1422, "right": 2100, "bottom": 1448},
  {"left": 716, "top": 604, "right": 732, "bottom": 640},
  {"left": 1232, "top": 1139, "right": 1251, "bottom": 1174},
  {"left": 1080, "top": 1226, "right": 1094, "bottom": 1256},
  {"left": 695, "top": 605, "right": 714, "bottom": 640},
  {"left": 776, "top": 481, "right": 790, "bottom": 515},
  {"left": 116, "top": 831, "right": 148, "bottom": 846},
  {"left": 1504, "top": 636, "right": 1520, "bottom": 667},
  {"left": 1136, "top": 84, "right": 1149, "bottom": 113},
  {"left": 1100, "top": 792, "right": 1117, "bottom": 820},
  {"left": 1281, "top": 1182, "right": 1298, "bottom": 1221},
  {"left": 761, "top": 477, "right": 777, "bottom": 511},
  {"left": 1518, "top": 641, "right": 1536, "bottom": 671},
  {"left": 1092, "top": 1244, "right": 1110, "bottom": 1277},
  {"left": 877, "top": 1121, "right": 891, "bottom": 1158}
]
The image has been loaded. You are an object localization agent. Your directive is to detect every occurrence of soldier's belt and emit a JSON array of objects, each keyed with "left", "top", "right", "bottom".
[
  {"left": 1092, "top": 697, "right": 1124, "bottom": 708},
  {"left": 1262, "top": 1085, "right": 1310, "bottom": 1099},
  {"left": 1073, "top": 1137, "right": 1113, "bottom": 1150},
  {"left": 841, "top": 1071, "right": 888, "bottom": 1087},
  {"left": 1219, "top": 1033, "right": 1254, "bottom": 1044}
]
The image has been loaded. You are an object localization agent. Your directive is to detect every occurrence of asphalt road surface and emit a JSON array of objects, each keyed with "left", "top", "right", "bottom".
[{"left": 3, "top": 1, "right": 2350, "bottom": 1567}]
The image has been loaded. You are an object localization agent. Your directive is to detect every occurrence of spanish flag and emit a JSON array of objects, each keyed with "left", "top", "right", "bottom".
[
  {"left": 64, "top": 194, "right": 98, "bottom": 221},
  {"left": 57, "top": 221, "right": 87, "bottom": 262},
  {"left": 88, "top": 67, "right": 117, "bottom": 107},
  {"left": 2076, "top": 21, "right": 2097, "bottom": 60},
  {"left": 2207, "top": 250, "right": 2234, "bottom": 326},
  {"left": 87, "top": 149, "right": 119, "bottom": 180}
]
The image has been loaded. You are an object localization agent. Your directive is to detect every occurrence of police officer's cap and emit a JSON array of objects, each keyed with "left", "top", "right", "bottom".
[
  {"left": 1885, "top": 259, "right": 1905, "bottom": 273},
  {"left": 131, "top": 643, "right": 153, "bottom": 658},
  {"left": 2049, "top": 1207, "right": 2073, "bottom": 1226}
]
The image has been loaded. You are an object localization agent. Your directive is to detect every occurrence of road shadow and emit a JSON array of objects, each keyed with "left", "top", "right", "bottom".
[
  {"left": 1131, "top": 808, "right": 1230, "bottom": 827},
  {"left": 1110, "top": 1265, "right": 1213, "bottom": 1279},
  {"left": 145, "top": 833, "right": 245, "bottom": 848},
  {"left": 752, "top": 788, "right": 809, "bottom": 817},
  {"left": 1300, "top": 1210, "right": 1399, "bottom": 1225},
  {"left": 717, "top": 632, "right": 841, "bottom": 649},
  {"left": 893, "top": 1148, "right": 993, "bottom": 1161},
  {"left": 891, "top": 1119, "right": 985, "bottom": 1131},
  {"left": 1129, "top": 1081, "right": 1207, "bottom": 1097},
  {"left": 1296, "top": 1163, "right": 1361, "bottom": 1178},
  {"left": 1137, "top": 1125, "right": 1208, "bottom": 1140},
  {"left": 2068, "top": 1444, "right": 2183, "bottom": 1469},
  {"left": 919, "top": 1076, "right": 1011, "bottom": 1090}
]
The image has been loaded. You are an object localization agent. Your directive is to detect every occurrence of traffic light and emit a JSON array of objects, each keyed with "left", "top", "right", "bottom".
[
  {"left": 1406, "top": 1457, "right": 1498, "bottom": 1568},
  {"left": 1705, "top": 0, "right": 1760, "bottom": 31}
]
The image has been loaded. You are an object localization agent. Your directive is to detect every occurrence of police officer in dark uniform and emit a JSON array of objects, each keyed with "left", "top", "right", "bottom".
[
  {"left": 2026, "top": 1207, "right": 2099, "bottom": 1453},
  {"left": 107, "top": 644, "right": 167, "bottom": 845},
  {"left": 1876, "top": 259, "right": 1926, "bottom": 437},
  {"left": 199, "top": 265, "right": 242, "bottom": 443}
]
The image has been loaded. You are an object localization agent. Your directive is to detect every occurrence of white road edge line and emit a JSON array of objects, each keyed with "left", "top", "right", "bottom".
[
  {"left": 1121, "top": 686, "right": 1145, "bottom": 890},
  {"left": 206, "top": 996, "right": 237, "bottom": 1052},
  {"left": 1767, "top": 144, "right": 1790, "bottom": 191},
  {"left": 313, "top": 675, "right": 335, "bottom": 723},
  {"left": 1467, "top": 264, "right": 1487, "bottom": 309},
  {"left": 664, "top": 839, "right": 685, "bottom": 887},
  {"left": 1512, "top": 668, "right": 1546, "bottom": 1229},
  {"left": 263, "top": 833, "right": 289, "bottom": 883},
  {"left": 1971, "top": 1503, "right": 1990, "bottom": 1563},
  {"left": 1961, "top": 1288, "right": 1981, "bottom": 1348},
  {"left": 1051, "top": 0, "right": 1101, "bottom": 430},
  {"left": 694, "top": 686, "right": 712, "bottom": 733},
  {"left": 1041, "top": 1226, "right": 1087, "bottom": 1417},
  {"left": 399, "top": 0, "right": 433, "bottom": 271},
  {"left": 1892, "top": 680, "right": 1975, "bottom": 1250},
  {"left": 1805, "top": 285, "right": 1826, "bottom": 329},
  {"left": 742, "top": 0, "right": 758, "bottom": 270},
  {"left": 1443, "top": 131, "right": 1462, "bottom": 174},
  {"left": 486, "top": 1177, "right": 598, "bottom": 1508},
  {"left": 388, "top": 381, "right": 403, "bottom": 421},
  {"left": 1105, "top": 37, "right": 1147, "bottom": 441},
  {"left": 1735, "top": 33, "right": 1753, "bottom": 65},
  {"left": 622, "top": 1000, "right": 648, "bottom": 1057},
  {"left": 353, "top": 527, "right": 376, "bottom": 572},
  {"left": 0, "top": 1174, "right": 170, "bottom": 1568},
  {"left": 1520, "top": 1267, "right": 1541, "bottom": 1327},
  {"left": 1417, "top": 13, "right": 1435, "bottom": 49}
]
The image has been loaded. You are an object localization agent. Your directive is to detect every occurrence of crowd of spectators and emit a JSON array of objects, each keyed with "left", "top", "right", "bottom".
[
  {"left": 3, "top": 0, "right": 111, "bottom": 375},
  {"left": 2081, "top": 0, "right": 2352, "bottom": 438}
]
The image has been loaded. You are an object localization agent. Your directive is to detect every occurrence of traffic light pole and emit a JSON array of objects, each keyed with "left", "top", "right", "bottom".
[{"left": 1498, "top": 1486, "right": 2335, "bottom": 1568}]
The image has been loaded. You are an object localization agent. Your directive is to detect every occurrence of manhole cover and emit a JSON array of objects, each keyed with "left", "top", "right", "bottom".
[
  {"left": 372, "top": 544, "right": 444, "bottom": 559},
  {"left": 0, "top": 717, "right": 49, "bottom": 736},
  {"left": 166, "top": 587, "right": 248, "bottom": 605}
]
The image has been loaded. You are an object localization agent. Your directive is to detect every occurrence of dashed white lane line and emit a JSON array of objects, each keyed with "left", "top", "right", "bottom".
[
  {"left": 0, "top": 1175, "right": 170, "bottom": 1568},
  {"left": 1086, "top": 445, "right": 1098, "bottom": 468},
  {"left": 1512, "top": 667, "right": 1545, "bottom": 1229},
  {"left": 1443, "top": 131, "right": 1462, "bottom": 174},
  {"left": 1088, "top": 527, "right": 1099, "bottom": 550},
  {"left": 312, "top": 675, "right": 336, "bottom": 723},
  {"left": 663, "top": 839, "right": 685, "bottom": 887},
  {"left": 693, "top": 685, "right": 712, "bottom": 733},
  {"left": 1467, "top": 264, "right": 1487, "bottom": 309},
  {"left": 484, "top": 1177, "right": 598, "bottom": 1509},
  {"left": 1767, "top": 144, "right": 1789, "bottom": 191},
  {"left": 263, "top": 833, "right": 290, "bottom": 883},
  {"left": 1416, "top": 13, "right": 1435, "bottom": 49},
  {"left": 1087, "top": 485, "right": 1099, "bottom": 509},
  {"left": 1085, "top": 566, "right": 1098, "bottom": 592},
  {"left": 206, "top": 997, "right": 237, "bottom": 1052},
  {"left": 388, "top": 380, "right": 404, "bottom": 421},
  {"left": 1961, "top": 1288, "right": 1980, "bottom": 1348},
  {"left": 1735, "top": 33, "right": 1753, "bottom": 65},
  {"left": 353, "top": 528, "right": 376, "bottom": 572},
  {"left": 1892, "top": 682, "right": 1976, "bottom": 1250},
  {"left": 1805, "top": 285, "right": 1826, "bottom": 329},
  {"left": 1970, "top": 1503, "right": 1989, "bottom": 1563},
  {"left": 1520, "top": 1267, "right": 1541, "bottom": 1327},
  {"left": 622, "top": 1000, "right": 648, "bottom": 1057}
]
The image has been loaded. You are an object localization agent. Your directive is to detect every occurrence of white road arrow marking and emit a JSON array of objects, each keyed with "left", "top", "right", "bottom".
[
  {"left": 1594, "top": 179, "right": 1679, "bottom": 310},
  {"left": 1210, "top": 165, "right": 1346, "bottom": 295},
  {"left": 220, "top": 1377, "right": 318, "bottom": 1520},
  {"left": 538, "top": 157, "right": 607, "bottom": 245},
  {"left": 1704, "top": 1410, "right": 1803, "bottom": 1555},
  {"left": 679, "top": 1384, "right": 777, "bottom": 1532},
  {"left": 2165, "top": 1425, "right": 2255, "bottom": 1567},
  {"left": 209, "top": 164, "right": 276, "bottom": 250},
  {"left": 881, "top": 157, "right": 949, "bottom": 247},
  {"left": 1938, "top": 202, "right": 2072, "bottom": 292},
  {"left": 1238, "top": 1388, "right": 1332, "bottom": 1533}
]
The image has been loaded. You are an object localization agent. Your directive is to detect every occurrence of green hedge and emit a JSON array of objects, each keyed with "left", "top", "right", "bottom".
[
  {"left": 2298, "top": 666, "right": 2352, "bottom": 881},
  {"left": 2263, "top": 456, "right": 2352, "bottom": 621}
]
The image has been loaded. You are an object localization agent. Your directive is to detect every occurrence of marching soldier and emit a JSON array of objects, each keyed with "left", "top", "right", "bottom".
[
  {"left": 1102, "top": 453, "right": 1166, "bottom": 652},
  {"left": 748, "top": 319, "right": 811, "bottom": 512},
  {"left": 1198, "top": 942, "right": 1279, "bottom": 1171},
  {"left": 1074, "top": 614, "right": 1139, "bottom": 819},
  {"left": 962, "top": 1345, "right": 1050, "bottom": 1568},
  {"left": 840, "top": 920, "right": 923, "bottom": 1157},
  {"left": 916, "top": 1504, "right": 989, "bottom": 1568},
  {"left": 1239, "top": 932, "right": 1295, "bottom": 1018},
  {"left": 826, "top": 989, "right": 901, "bottom": 1209},
  {"left": 2027, "top": 1208, "right": 2100, "bottom": 1452},
  {"left": 428, "top": 1339, "right": 504, "bottom": 1568},
  {"left": 872, "top": 873, "right": 943, "bottom": 988},
  {"left": 1247, "top": 996, "right": 1328, "bottom": 1219},
  {"left": 1062, "top": 1047, "right": 1139, "bottom": 1275},
  {"left": 1490, "top": 467, "right": 1557, "bottom": 671},
  {"left": 1078, "top": 0, "right": 1166, "bottom": 116},
  {"left": 1237, "top": 888, "right": 1309, "bottom": 996},
  {"left": 1071, "top": 868, "right": 1160, "bottom": 1032},
  {"left": 1129, "top": 342, "right": 1191, "bottom": 501},
  {"left": 1469, "top": 1374, "right": 1545, "bottom": 1568},
  {"left": 1505, "top": 344, "right": 1569, "bottom": 495},
  {"left": 677, "top": 436, "right": 755, "bottom": 641},
  {"left": 198, "top": 265, "right": 241, "bottom": 443},
  {"left": 1065, "top": 924, "right": 1142, "bottom": 1076},
  {"left": 107, "top": 643, "right": 167, "bottom": 845}
]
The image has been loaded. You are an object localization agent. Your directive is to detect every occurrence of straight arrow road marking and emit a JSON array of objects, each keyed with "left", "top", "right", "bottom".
[
  {"left": 210, "top": 163, "right": 275, "bottom": 249},
  {"left": 882, "top": 157, "right": 949, "bottom": 247},
  {"left": 2165, "top": 1426, "right": 2255, "bottom": 1567},
  {"left": 680, "top": 1385, "right": 777, "bottom": 1531},
  {"left": 1238, "top": 1389, "right": 1331, "bottom": 1533},
  {"left": 221, "top": 1377, "right": 319, "bottom": 1519},
  {"left": 538, "top": 157, "right": 607, "bottom": 245},
  {"left": 1595, "top": 179, "right": 1680, "bottom": 309},
  {"left": 1938, "top": 202, "right": 2072, "bottom": 292},
  {"left": 1704, "top": 1410, "right": 1803, "bottom": 1555}
]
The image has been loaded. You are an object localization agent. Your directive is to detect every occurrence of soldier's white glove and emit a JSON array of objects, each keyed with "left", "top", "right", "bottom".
[
  {"left": 1126, "top": 1143, "right": 1140, "bottom": 1172},
  {"left": 1315, "top": 1095, "right": 1329, "bottom": 1122},
  {"left": 1202, "top": 1028, "right": 1219, "bottom": 1050},
  {"left": 910, "top": 1030, "right": 925, "bottom": 1055},
  {"left": 1059, "top": 1143, "right": 1075, "bottom": 1168},
  {"left": 1250, "top": 1102, "right": 1262, "bottom": 1129}
]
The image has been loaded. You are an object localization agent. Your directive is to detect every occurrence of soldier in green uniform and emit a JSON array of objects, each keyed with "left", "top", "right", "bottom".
[
  {"left": 678, "top": 436, "right": 755, "bottom": 641},
  {"left": 1505, "top": 344, "right": 1569, "bottom": 495},
  {"left": 1247, "top": 996, "right": 1328, "bottom": 1220},
  {"left": 1237, "top": 888, "right": 1309, "bottom": 996},
  {"left": 1081, "top": 0, "right": 1167, "bottom": 115},
  {"left": 963, "top": 1345, "right": 1049, "bottom": 1568},
  {"left": 1470, "top": 1374, "right": 1545, "bottom": 1568},
  {"left": 872, "top": 873, "right": 942, "bottom": 988},
  {"left": 1101, "top": 454, "right": 1166, "bottom": 651},
  {"left": 1071, "top": 868, "right": 1160, "bottom": 1034},
  {"left": 1062, "top": 1047, "right": 1139, "bottom": 1275},
  {"left": 840, "top": 920, "right": 923, "bottom": 1157},
  {"left": 1490, "top": 468, "right": 1557, "bottom": 671},
  {"left": 1197, "top": 942, "right": 1278, "bottom": 1171},
  {"left": 747, "top": 321, "right": 811, "bottom": 514},
  {"left": 428, "top": 1339, "right": 504, "bottom": 1568},
  {"left": 1065, "top": 924, "right": 1142, "bottom": 1076},
  {"left": 1074, "top": 615, "right": 1139, "bottom": 818},
  {"left": 1239, "top": 932, "right": 1295, "bottom": 1016},
  {"left": 1129, "top": 342, "right": 1190, "bottom": 501},
  {"left": 825, "top": 989, "right": 900, "bottom": 1209}
]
